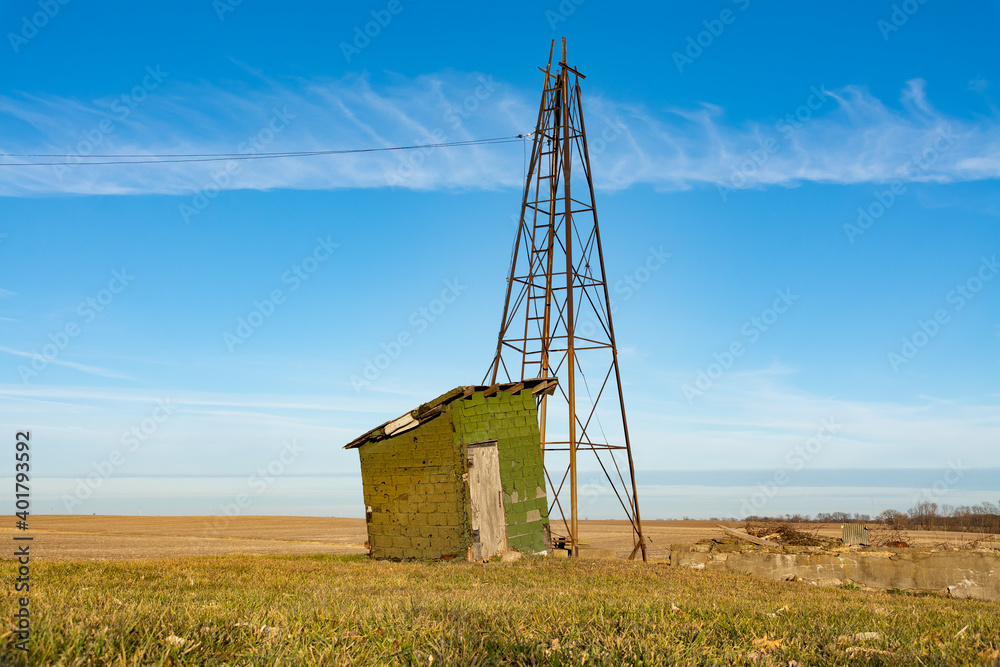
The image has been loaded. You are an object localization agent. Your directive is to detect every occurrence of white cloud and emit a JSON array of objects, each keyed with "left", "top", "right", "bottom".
[
  {"left": 0, "top": 346, "right": 133, "bottom": 380},
  {"left": 0, "top": 383, "right": 421, "bottom": 414},
  {"left": 0, "top": 73, "right": 997, "bottom": 196}
]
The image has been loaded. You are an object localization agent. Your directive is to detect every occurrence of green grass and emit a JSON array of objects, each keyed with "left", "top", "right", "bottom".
[{"left": 2, "top": 555, "right": 998, "bottom": 665}]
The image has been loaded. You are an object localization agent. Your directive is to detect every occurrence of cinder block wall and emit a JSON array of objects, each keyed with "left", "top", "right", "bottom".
[
  {"left": 360, "top": 412, "right": 470, "bottom": 560},
  {"left": 452, "top": 389, "right": 549, "bottom": 553}
]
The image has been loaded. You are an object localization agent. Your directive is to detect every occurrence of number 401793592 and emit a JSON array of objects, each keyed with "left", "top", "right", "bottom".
[{"left": 15, "top": 431, "right": 30, "bottom": 523}]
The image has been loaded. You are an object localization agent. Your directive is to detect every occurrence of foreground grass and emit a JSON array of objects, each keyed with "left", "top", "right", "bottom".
[{"left": 1, "top": 555, "right": 998, "bottom": 666}]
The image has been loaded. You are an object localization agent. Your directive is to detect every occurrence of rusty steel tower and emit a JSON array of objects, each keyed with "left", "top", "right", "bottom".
[{"left": 486, "top": 38, "right": 647, "bottom": 561}]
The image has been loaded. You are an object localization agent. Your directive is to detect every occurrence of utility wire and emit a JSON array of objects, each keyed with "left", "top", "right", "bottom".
[{"left": 0, "top": 135, "right": 532, "bottom": 167}]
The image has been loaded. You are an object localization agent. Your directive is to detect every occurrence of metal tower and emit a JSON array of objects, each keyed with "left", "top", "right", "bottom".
[{"left": 485, "top": 38, "right": 647, "bottom": 561}]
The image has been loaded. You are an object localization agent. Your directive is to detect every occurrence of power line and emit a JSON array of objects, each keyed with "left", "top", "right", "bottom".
[{"left": 0, "top": 135, "right": 532, "bottom": 167}]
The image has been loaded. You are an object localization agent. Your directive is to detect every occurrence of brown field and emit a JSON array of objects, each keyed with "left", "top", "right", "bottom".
[
  {"left": 3, "top": 516, "right": 991, "bottom": 561},
  {"left": 2, "top": 516, "right": 367, "bottom": 560}
]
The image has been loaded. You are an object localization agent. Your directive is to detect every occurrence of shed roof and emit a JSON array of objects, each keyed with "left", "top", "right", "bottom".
[{"left": 343, "top": 377, "right": 557, "bottom": 449}]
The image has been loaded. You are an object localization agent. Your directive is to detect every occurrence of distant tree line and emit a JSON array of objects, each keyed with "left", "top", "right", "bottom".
[{"left": 741, "top": 500, "right": 1000, "bottom": 534}]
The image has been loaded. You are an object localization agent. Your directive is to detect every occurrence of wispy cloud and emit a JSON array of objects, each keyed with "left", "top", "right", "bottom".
[
  {"left": 0, "top": 383, "right": 420, "bottom": 414},
  {"left": 634, "top": 366, "right": 1000, "bottom": 471},
  {"left": 0, "top": 383, "right": 397, "bottom": 480},
  {"left": 0, "top": 72, "right": 997, "bottom": 196},
  {"left": 968, "top": 77, "right": 990, "bottom": 94},
  {"left": 0, "top": 346, "right": 133, "bottom": 380}
]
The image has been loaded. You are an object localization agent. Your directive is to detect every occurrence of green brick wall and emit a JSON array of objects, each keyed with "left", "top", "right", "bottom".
[
  {"left": 359, "top": 413, "right": 469, "bottom": 560},
  {"left": 452, "top": 388, "right": 550, "bottom": 554}
]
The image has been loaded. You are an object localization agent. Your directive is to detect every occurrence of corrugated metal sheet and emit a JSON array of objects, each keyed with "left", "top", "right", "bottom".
[{"left": 842, "top": 523, "right": 870, "bottom": 546}]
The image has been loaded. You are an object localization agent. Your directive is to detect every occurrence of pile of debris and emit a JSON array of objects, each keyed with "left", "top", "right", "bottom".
[
  {"left": 701, "top": 522, "right": 840, "bottom": 548},
  {"left": 868, "top": 523, "right": 909, "bottom": 548},
  {"left": 743, "top": 522, "right": 839, "bottom": 547}
]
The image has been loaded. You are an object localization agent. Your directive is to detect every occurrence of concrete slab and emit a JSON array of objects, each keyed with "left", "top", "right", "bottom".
[{"left": 669, "top": 543, "right": 1000, "bottom": 602}]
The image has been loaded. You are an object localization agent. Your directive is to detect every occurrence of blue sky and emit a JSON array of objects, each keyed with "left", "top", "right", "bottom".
[{"left": 1, "top": 0, "right": 998, "bottom": 520}]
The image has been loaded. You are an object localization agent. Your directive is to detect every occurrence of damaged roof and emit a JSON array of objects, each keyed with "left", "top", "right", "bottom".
[{"left": 343, "top": 377, "right": 557, "bottom": 449}]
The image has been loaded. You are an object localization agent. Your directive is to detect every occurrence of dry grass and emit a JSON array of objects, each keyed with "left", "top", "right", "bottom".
[
  {"left": 2, "top": 554, "right": 998, "bottom": 666},
  {"left": 2, "top": 518, "right": 998, "bottom": 665}
]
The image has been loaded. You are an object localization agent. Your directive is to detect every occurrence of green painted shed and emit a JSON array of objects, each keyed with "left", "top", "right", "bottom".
[{"left": 344, "top": 378, "right": 557, "bottom": 561}]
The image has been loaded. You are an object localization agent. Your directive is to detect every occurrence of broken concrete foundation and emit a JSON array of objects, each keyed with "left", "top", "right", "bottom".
[{"left": 669, "top": 543, "right": 1000, "bottom": 603}]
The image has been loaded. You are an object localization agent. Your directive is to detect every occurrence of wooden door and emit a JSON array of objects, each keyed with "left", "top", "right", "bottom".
[{"left": 467, "top": 441, "right": 508, "bottom": 560}]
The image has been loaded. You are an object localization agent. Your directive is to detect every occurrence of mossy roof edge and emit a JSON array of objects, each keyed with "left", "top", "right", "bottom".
[{"left": 343, "top": 377, "right": 557, "bottom": 449}]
